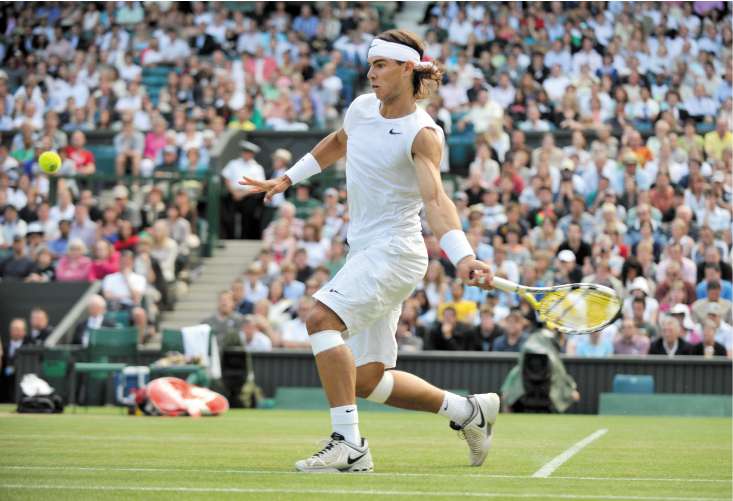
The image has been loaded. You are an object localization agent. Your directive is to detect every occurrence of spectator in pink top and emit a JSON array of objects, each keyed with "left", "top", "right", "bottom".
[
  {"left": 88, "top": 240, "right": 120, "bottom": 281},
  {"left": 143, "top": 117, "right": 168, "bottom": 167},
  {"left": 56, "top": 239, "right": 92, "bottom": 282}
]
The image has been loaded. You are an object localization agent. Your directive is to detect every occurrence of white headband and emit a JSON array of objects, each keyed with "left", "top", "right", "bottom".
[{"left": 367, "top": 38, "right": 434, "bottom": 70}]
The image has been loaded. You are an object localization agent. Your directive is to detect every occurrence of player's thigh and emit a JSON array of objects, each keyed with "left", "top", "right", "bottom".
[
  {"left": 306, "top": 300, "right": 347, "bottom": 333},
  {"left": 314, "top": 238, "right": 427, "bottom": 335},
  {"left": 347, "top": 304, "right": 402, "bottom": 369}
]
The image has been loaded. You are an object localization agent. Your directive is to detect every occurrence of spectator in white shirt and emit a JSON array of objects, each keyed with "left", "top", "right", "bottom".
[
  {"left": 684, "top": 84, "right": 719, "bottom": 122},
  {"left": 571, "top": 38, "right": 602, "bottom": 76},
  {"left": 281, "top": 297, "right": 313, "bottom": 349},
  {"left": 543, "top": 64, "right": 571, "bottom": 105},
  {"left": 438, "top": 71, "right": 468, "bottom": 112},
  {"left": 240, "top": 315, "right": 273, "bottom": 351},
  {"left": 101, "top": 250, "right": 148, "bottom": 343},
  {"left": 544, "top": 39, "right": 572, "bottom": 74},
  {"left": 519, "top": 103, "right": 552, "bottom": 132},
  {"left": 489, "top": 73, "right": 516, "bottom": 109},
  {"left": 161, "top": 28, "right": 191, "bottom": 63},
  {"left": 448, "top": 9, "right": 473, "bottom": 47}
]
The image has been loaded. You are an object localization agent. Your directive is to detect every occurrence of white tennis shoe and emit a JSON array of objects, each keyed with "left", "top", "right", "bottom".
[
  {"left": 295, "top": 432, "right": 374, "bottom": 473},
  {"left": 450, "top": 393, "right": 500, "bottom": 466}
]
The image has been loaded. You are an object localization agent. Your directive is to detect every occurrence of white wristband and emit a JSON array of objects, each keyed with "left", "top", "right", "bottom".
[
  {"left": 284, "top": 153, "right": 321, "bottom": 185},
  {"left": 439, "top": 229, "right": 475, "bottom": 266}
]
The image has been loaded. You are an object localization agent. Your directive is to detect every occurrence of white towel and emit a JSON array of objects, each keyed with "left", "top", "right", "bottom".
[{"left": 181, "top": 324, "right": 221, "bottom": 380}]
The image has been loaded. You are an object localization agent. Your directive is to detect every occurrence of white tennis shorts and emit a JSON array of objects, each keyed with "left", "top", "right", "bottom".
[{"left": 313, "top": 234, "right": 428, "bottom": 368}]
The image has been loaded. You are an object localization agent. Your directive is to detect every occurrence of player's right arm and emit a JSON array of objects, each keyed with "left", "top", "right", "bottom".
[{"left": 239, "top": 129, "right": 347, "bottom": 202}]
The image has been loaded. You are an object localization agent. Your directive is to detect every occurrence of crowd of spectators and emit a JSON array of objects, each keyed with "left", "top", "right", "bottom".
[
  {"left": 200, "top": 1, "right": 732, "bottom": 358},
  {"left": 0, "top": 2, "right": 731, "bottom": 359}
]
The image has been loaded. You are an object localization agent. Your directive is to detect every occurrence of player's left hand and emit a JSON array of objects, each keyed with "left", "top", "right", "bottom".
[
  {"left": 239, "top": 175, "right": 292, "bottom": 203},
  {"left": 457, "top": 257, "right": 493, "bottom": 288}
]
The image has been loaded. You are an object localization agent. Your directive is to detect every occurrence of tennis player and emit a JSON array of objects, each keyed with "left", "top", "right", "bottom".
[{"left": 241, "top": 29, "right": 499, "bottom": 473}]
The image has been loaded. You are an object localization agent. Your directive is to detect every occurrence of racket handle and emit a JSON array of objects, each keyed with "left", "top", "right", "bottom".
[{"left": 488, "top": 276, "right": 519, "bottom": 293}]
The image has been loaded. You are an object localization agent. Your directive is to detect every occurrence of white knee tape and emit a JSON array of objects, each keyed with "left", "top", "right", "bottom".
[
  {"left": 310, "top": 330, "right": 345, "bottom": 356},
  {"left": 366, "top": 371, "right": 394, "bottom": 403}
]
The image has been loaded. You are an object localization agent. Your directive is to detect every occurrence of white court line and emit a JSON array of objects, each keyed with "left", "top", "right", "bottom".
[
  {"left": 1, "top": 465, "right": 729, "bottom": 484},
  {"left": 533, "top": 428, "right": 609, "bottom": 478},
  {"left": 0, "top": 484, "right": 728, "bottom": 500}
]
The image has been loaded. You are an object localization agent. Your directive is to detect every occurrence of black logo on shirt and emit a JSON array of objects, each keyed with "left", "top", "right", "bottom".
[{"left": 389, "top": 129, "right": 402, "bottom": 135}]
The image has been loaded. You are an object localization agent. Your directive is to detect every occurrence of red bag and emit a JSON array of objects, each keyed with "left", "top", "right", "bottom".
[{"left": 138, "top": 377, "right": 229, "bottom": 417}]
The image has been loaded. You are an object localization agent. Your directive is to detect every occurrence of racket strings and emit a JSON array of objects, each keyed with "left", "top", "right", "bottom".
[{"left": 538, "top": 288, "right": 620, "bottom": 332}]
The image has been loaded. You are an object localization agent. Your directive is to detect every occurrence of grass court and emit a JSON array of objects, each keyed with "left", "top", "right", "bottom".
[{"left": 0, "top": 405, "right": 730, "bottom": 500}]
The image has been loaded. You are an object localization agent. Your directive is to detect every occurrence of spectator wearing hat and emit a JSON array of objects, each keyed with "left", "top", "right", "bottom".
[
  {"left": 668, "top": 303, "right": 702, "bottom": 345},
  {"left": 648, "top": 316, "right": 692, "bottom": 357},
  {"left": 220, "top": 140, "right": 265, "bottom": 239},
  {"left": 112, "top": 184, "right": 142, "bottom": 230},
  {"left": 705, "top": 303, "right": 733, "bottom": 355},
  {"left": 25, "top": 221, "right": 45, "bottom": 256},
  {"left": 0, "top": 235, "right": 34, "bottom": 280},
  {"left": 555, "top": 249, "right": 582, "bottom": 284},
  {"left": 624, "top": 276, "right": 659, "bottom": 323},
  {"left": 691, "top": 319, "right": 729, "bottom": 358},
  {"left": 692, "top": 280, "right": 733, "bottom": 326}
]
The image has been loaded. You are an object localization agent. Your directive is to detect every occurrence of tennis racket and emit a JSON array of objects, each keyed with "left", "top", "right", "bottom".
[{"left": 481, "top": 276, "right": 622, "bottom": 334}]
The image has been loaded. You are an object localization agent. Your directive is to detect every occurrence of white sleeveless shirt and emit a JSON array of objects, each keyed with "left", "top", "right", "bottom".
[{"left": 342, "top": 93, "right": 444, "bottom": 250}]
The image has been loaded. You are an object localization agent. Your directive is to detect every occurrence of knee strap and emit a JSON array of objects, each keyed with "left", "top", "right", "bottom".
[
  {"left": 366, "top": 370, "right": 394, "bottom": 403},
  {"left": 310, "top": 330, "right": 345, "bottom": 356}
]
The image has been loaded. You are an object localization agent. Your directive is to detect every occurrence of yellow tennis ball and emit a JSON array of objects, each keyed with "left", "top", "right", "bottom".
[{"left": 39, "top": 151, "right": 62, "bottom": 174}]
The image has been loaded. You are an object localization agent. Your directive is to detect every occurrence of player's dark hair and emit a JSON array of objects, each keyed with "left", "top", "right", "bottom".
[{"left": 376, "top": 29, "right": 443, "bottom": 99}]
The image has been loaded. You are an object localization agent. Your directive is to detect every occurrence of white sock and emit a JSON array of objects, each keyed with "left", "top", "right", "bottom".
[
  {"left": 437, "top": 391, "right": 473, "bottom": 423},
  {"left": 330, "top": 405, "right": 361, "bottom": 445}
]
